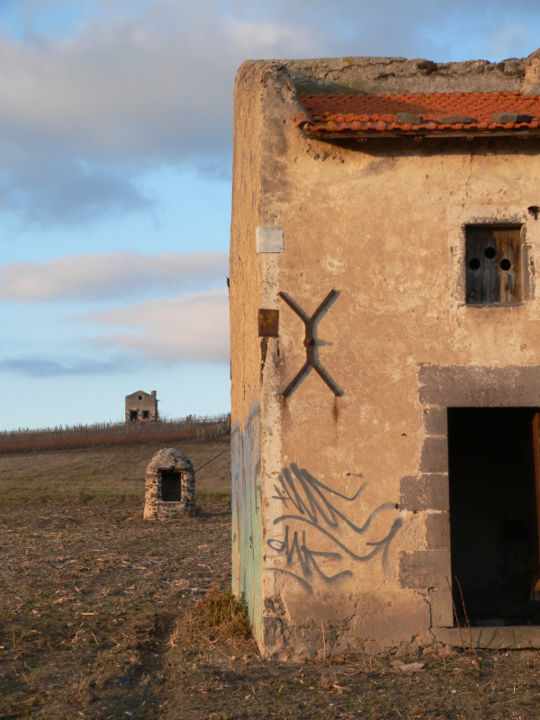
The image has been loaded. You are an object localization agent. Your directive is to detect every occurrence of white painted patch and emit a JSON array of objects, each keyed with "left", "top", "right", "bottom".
[
  {"left": 256, "top": 226, "right": 284, "bottom": 253},
  {"left": 324, "top": 256, "right": 344, "bottom": 273}
]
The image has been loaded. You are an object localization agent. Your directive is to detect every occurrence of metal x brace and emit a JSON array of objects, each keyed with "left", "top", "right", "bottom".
[{"left": 278, "top": 289, "right": 343, "bottom": 397}]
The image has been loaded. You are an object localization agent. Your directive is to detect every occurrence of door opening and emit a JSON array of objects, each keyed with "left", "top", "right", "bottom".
[
  {"left": 160, "top": 470, "right": 182, "bottom": 502},
  {"left": 448, "top": 407, "right": 540, "bottom": 626}
]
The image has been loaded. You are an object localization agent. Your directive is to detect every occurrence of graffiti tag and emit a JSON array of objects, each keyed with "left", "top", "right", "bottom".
[{"left": 266, "top": 464, "right": 402, "bottom": 594}]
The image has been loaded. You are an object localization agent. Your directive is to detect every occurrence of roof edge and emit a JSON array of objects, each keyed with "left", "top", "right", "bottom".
[{"left": 236, "top": 51, "right": 540, "bottom": 97}]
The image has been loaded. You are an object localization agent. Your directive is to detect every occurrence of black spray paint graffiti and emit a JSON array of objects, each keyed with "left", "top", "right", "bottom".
[{"left": 266, "top": 464, "right": 403, "bottom": 594}]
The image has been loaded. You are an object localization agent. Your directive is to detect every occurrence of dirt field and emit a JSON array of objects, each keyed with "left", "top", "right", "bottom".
[{"left": 1, "top": 438, "right": 540, "bottom": 719}]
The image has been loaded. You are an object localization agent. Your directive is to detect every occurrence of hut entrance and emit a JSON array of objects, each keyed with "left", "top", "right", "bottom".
[
  {"left": 448, "top": 407, "right": 540, "bottom": 626},
  {"left": 160, "top": 470, "right": 182, "bottom": 501}
]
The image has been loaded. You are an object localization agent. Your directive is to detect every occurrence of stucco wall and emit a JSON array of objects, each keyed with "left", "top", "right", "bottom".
[
  {"left": 230, "top": 62, "right": 269, "bottom": 642},
  {"left": 230, "top": 54, "right": 540, "bottom": 658}
]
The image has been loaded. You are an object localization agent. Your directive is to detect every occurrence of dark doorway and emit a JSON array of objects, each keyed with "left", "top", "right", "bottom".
[
  {"left": 160, "top": 470, "right": 182, "bottom": 502},
  {"left": 448, "top": 408, "right": 540, "bottom": 625},
  {"left": 129, "top": 410, "right": 138, "bottom": 421}
]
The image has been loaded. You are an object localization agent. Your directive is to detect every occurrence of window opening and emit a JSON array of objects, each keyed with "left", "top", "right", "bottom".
[
  {"left": 465, "top": 225, "right": 522, "bottom": 305},
  {"left": 129, "top": 409, "right": 138, "bottom": 421},
  {"left": 142, "top": 410, "right": 149, "bottom": 419}
]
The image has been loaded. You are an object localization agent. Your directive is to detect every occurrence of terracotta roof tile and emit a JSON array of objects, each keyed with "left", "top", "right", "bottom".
[{"left": 294, "top": 92, "right": 540, "bottom": 136}]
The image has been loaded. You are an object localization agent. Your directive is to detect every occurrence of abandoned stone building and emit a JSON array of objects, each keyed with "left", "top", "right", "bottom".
[
  {"left": 125, "top": 390, "right": 158, "bottom": 422},
  {"left": 229, "top": 50, "right": 540, "bottom": 658}
]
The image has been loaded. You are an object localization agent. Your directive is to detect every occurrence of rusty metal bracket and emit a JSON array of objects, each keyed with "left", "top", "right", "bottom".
[
  {"left": 278, "top": 289, "right": 343, "bottom": 397},
  {"left": 258, "top": 308, "right": 279, "bottom": 337}
]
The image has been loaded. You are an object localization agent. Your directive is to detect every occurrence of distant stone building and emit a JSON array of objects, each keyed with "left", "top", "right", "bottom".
[
  {"left": 125, "top": 390, "right": 158, "bottom": 422},
  {"left": 230, "top": 51, "right": 540, "bottom": 658}
]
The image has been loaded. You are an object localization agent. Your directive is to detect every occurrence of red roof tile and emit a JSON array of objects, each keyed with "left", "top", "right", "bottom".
[{"left": 294, "top": 92, "right": 540, "bottom": 136}]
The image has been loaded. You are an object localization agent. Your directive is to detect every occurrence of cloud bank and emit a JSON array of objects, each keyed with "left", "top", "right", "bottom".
[
  {"left": 0, "top": 0, "right": 537, "bottom": 226},
  {"left": 86, "top": 287, "right": 229, "bottom": 364},
  {"left": 0, "top": 285, "right": 230, "bottom": 376},
  {"left": 0, "top": 251, "right": 228, "bottom": 301},
  {"left": 0, "top": 354, "right": 126, "bottom": 377}
]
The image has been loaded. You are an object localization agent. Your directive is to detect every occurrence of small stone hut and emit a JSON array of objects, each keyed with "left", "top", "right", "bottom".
[
  {"left": 230, "top": 51, "right": 540, "bottom": 658},
  {"left": 125, "top": 390, "right": 158, "bottom": 422},
  {"left": 143, "top": 448, "right": 195, "bottom": 519}
]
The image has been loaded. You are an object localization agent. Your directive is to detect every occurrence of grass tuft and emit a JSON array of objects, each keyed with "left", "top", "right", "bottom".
[{"left": 185, "top": 590, "right": 252, "bottom": 640}]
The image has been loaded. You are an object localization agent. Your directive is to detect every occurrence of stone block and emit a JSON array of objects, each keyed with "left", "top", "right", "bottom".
[
  {"left": 400, "top": 475, "right": 449, "bottom": 512},
  {"left": 425, "top": 512, "right": 450, "bottom": 550},
  {"left": 419, "top": 437, "right": 448, "bottom": 474},
  {"left": 419, "top": 365, "right": 540, "bottom": 407},
  {"left": 429, "top": 588, "right": 454, "bottom": 628},
  {"left": 422, "top": 407, "right": 447, "bottom": 436},
  {"left": 399, "top": 550, "right": 451, "bottom": 589}
]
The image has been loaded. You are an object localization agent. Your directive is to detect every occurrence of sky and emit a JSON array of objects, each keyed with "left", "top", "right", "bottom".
[{"left": 0, "top": 0, "right": 539, "bottom": 431}]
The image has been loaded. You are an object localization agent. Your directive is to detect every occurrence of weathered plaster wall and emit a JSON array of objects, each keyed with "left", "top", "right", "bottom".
[
  {"left": 230, "top": 62, "right": 274, "bottom": 642},
  {"left": 231, "top": 53, "right": 540, "bottom": 658}
]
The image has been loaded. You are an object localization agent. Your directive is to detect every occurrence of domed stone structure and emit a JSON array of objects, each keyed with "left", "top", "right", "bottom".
[{"left": 143, "top": 448, "right": 195, "bottom": 519}]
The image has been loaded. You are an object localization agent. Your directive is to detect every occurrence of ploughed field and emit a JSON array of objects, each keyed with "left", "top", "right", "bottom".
[{"left": 1, "top": 437, "right": 540, "bottom": 720}]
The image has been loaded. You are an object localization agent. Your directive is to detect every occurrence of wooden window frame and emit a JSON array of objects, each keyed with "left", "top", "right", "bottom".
[{"left": 465, "top": 224, "right": 523, "bottom": 306}]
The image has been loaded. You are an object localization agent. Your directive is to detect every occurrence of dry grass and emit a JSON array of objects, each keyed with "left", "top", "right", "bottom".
[
  {"left": 0, "top": 436, "right": 230, "bottom": 502},
  {"left": 2, "top": 437, "right": 540, "bottom": 719},
  {"left": 185, "top": 590, "right": 252, "bottom": 641},
  {"left": 0, "top": 493, "right": 232, "bottom": 719},
  {"left": 0, "top": 415, "right": 230, "bottom": 454}
]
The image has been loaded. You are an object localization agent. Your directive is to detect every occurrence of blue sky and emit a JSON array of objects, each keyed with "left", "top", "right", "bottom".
[{"left": 0, "top": 0, "right": 539, "bottom": 430}]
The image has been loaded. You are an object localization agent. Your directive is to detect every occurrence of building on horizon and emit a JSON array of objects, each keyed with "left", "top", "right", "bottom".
[{"left": 125, "top": 390, "right": 158, "bottom": 422}]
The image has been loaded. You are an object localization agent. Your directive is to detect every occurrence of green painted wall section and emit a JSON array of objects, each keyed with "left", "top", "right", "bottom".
[{"left": 231, "top": 405, "right": 264, "bottom": 644}]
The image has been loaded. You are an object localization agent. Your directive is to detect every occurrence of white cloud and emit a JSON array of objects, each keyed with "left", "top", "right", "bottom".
[
  {"left": 0, "top": 2, "right": 320, "bottom": 160},
  {"left": 0, "top": 251, "right": 228, "bottom": 301},
  {"left": 0, "top": 0, "right": 537, "bottom": 225},
  {"left": 0, "top": 1, "right": 325, "bottom": 224},
  {"left": 85, "top": 287, "right": 229, "bottom": 363}
]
